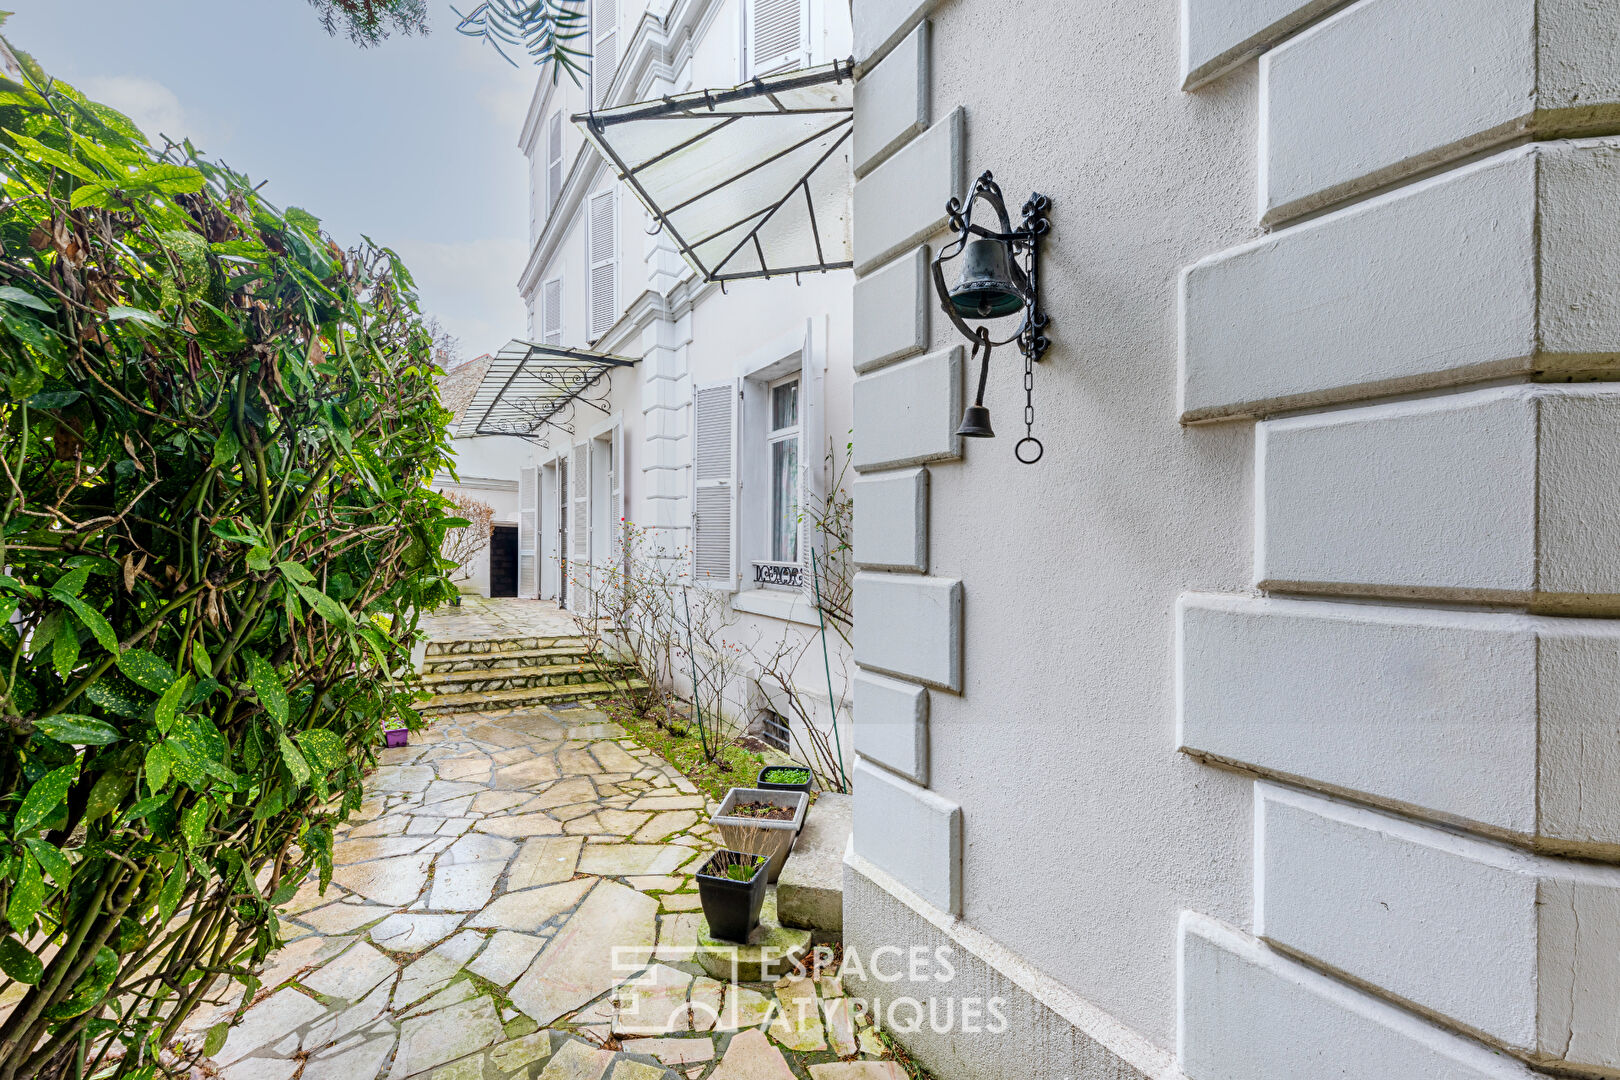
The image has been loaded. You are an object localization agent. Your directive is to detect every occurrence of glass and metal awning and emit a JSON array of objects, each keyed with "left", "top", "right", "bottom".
[
  {"left": 574, "top": 59, "right": 854, "bottom": 283},
  {"left": 457, "top": 339, "right": 637, "bottom": 441}
]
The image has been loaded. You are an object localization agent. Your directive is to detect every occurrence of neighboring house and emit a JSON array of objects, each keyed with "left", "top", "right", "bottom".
[
  {"left": 840, "top": 3, "right": 1620, "bottom": 1080},
  {"left": 452, "top": 0, "right": 858, "bottom": 770},
  {"left": 434, "top": 353, "right": 521, "bottom": 596}
]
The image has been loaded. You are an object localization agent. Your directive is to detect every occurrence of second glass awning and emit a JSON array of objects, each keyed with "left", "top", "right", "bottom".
[
  {"left": 574, "top": 60, "right": 854, "bottom": 283},
  {"left": 457, "top": 339, "right": 637, "bottom": 442}
]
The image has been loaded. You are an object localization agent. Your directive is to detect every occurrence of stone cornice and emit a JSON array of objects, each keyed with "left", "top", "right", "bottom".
[{"left": 600, "top": 273, "right": 721, "bottom": 354}]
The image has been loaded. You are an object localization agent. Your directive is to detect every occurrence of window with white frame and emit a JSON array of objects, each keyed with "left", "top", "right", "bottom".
[
  {"left": 766, "top": 375, "right": 800, "bottom": 568},
  {"left": 744, "top": 0, "right": 810, "bottom": 79},
  {"left": 692, "top": 347, "right": 817, "bottom": 595}
]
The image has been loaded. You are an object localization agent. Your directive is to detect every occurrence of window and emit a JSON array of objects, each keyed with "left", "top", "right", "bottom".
[
  {"left": 767, "top": 376, "right": 800, "bottom": 565},
  {"left": 547, "top": 113, "right": 564, "bottom": 213},
  {"left": 756, "top": 710, "right": 791, "bottom": 752},
  {"left": 744, "top": 0, "right": 809, "bottom": 79}
]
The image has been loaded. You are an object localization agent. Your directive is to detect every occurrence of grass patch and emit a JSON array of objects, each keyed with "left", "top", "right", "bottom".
[
  {"left": 875, "top": 1027, "right": 939, "bottom": 1080},
  {"left": 602, "top": 699, "right": 766, "bottom": 805},
  {"left": 463, "top": 971, "right": 517, "bottom": 1016}
]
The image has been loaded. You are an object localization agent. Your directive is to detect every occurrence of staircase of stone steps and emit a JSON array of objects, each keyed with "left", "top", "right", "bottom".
[{"left": 417, "top": 632, "right": 647, "bottom": 716}]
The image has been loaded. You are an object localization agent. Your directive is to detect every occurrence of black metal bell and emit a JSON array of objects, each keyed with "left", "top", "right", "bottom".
[
  {"left": 949, "top": 237, "right": 1025, "bottom": 319},
  {"left": 956, "top": 404, "right": 995, "bottom": 438}
]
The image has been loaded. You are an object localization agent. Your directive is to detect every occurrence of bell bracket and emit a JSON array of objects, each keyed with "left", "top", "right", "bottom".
[
  {"left": 931, "top": 170, "right": 1052, "bottom": 462},
  {"left": 932, "top": 170, "right": 1051, "bottom": 364}
]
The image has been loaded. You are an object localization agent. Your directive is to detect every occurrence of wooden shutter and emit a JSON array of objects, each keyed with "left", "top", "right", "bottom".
[
  {"left": 588, "top": 190, "right": 617, "bottom": 340},
  {"left": 542, "top": 278, "right": 562, "bottom": 345},
  {"left": 556, "top": 454, "right": 570, "bottom": 605},
  {"left": 571, "top": 443, "right": 590, "bottom": 564},
  {"left": 746, "top": 0, "right": 808, "bottom": 78},
  {"left": 518, "top": 465, "right": 538, "bottom": 597},
  {"left": 592, "top": 0, "right": 619, "bottom": 108},
  {"left": 547, "top": 113, "right": 564, "bottom": 212},
  {"left": 692, "top": 381, "right": 738, "bottom": 587},
  {"left": 611, "top": 422, "right": 625, "bottom": 566}
]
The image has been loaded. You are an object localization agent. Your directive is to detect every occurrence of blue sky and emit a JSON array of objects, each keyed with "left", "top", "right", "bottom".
[{"left": 13, "top": 1, "right": 540, "bottom": 357}]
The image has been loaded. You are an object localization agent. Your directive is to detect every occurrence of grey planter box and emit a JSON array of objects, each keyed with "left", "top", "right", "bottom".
[{"left": 712, "top": 787, "right": 809, "bottom": 883}]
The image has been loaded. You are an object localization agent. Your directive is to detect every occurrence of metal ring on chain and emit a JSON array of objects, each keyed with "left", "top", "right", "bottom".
[{"left": 1014, "top": 437, "right": 1044, "bottom": 465}]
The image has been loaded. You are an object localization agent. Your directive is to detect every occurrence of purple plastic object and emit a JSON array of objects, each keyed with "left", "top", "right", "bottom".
[{"left": 384, "top": 728, "right": 408, "bottom": 748}]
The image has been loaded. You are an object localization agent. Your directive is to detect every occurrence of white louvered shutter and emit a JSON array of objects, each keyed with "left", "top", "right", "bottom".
[
  {"left": 556, "top": 454, "right": 570, "bottom": 602},
  {"left": 691, "top": 381, "right": 738, "bottom": 587},
  {"left": 746, "top": 0, "right": 808, "bottom": 78},
  {"left": 611, "top": 422, "right": 625, "bottom": 566},
  {"left": 547, "top": 113, "right": 564, "bottom": 212},
  {"left": 591, "top": 0, "right": 619, "bottom": 108},
  {"left": 588, "top": 190, "right": 617, "bottom": 340},
  {"left": 542, "top": 278, "right": 562, "bottom": 345},
  {"left": 572, "top": 443, "right": 589, "bottom": 564},
  {"left": 518, "top": 465, "right": 538, "bottom": 597}
]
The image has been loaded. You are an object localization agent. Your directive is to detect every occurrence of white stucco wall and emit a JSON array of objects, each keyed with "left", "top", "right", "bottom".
[
  {"left": 845, "top": 0, "right": 1260, "bottom": 1050},
  {"left": 844, "top": 0, "right": 1620, "bottom": 1078}
]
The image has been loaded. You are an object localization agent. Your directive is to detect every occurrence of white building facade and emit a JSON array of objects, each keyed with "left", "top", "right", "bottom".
[
  {"left": 842, "top": 0, "right": 1620, "bottom": 1078},
  {"left": 456, "top": 0, "right": 859, "bottom": 767}
]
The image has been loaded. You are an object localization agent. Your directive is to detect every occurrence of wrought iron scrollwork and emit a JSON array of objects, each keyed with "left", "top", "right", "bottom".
[{"left": 931, "top": 171, "right": 1053, "bottom": 464}]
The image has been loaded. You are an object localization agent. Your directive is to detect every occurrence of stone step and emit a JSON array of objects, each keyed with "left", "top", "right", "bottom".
[
  {"left": 417, "top": 677, "right": 647, "bottom": 715},
  {"left": 777, "top": 791, "right": 851, "bottom": 935},
  {"left": 424, "top": 633, "right": 585, "bottom": 657},
  {"left": 419, "top": 662, "right": 628, "bottom": 695},
  {"left": 421, "top": 644, "right": 594, "bottom": 673},
  {"left": 694, "top": 890, "right": 812, "bottom": 983}
]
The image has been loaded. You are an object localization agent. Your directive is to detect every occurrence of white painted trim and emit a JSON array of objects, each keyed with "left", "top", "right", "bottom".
[
  {"left": 845, "top": 847, "right": 1186, "bottom": 1080},
  {"left": 740, "top": 322, "right": 809, "bottom": 381},
  {"left": 731, "top": 586, "right": 820, "bottom": 626},
  {"left": 586, "top": 409, "right": 624, "bottom": 441}
]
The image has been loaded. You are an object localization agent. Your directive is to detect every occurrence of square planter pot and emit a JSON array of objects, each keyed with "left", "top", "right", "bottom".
[
  {"left": 712, "top": 787, "right": 809, "bottom": 883},
  {"left": 384, "top": 727, "right": 409, "bottom": 748},
  {"left": 695, "top": 849, "right": 768, "bottom": 943},
  {"left": 755, "top": 765, "right": 814, "bottom": 794}
]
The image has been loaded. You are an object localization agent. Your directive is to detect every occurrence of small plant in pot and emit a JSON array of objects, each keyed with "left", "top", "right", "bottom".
[
  {"left": 696, "top": 848, "right": 769, "bottom": 943},
  {"left": 712, "top": 787, "right": 810, "bottom": 881},
  {"left": 756, "top": 764, "right": 814, "bottom": 793}
]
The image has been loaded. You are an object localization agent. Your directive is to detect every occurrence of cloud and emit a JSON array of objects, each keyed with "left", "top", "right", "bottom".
[
  {"left": 80, "top": 74, "right": 209, "bottom": 145},
  {"left": 396, "top": 235, "right": 529, "bottom": 358},
  {"left": 453, "top": 36, "right": 541, "bottom": 144}
]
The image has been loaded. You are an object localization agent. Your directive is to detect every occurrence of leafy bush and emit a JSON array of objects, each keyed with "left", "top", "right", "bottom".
[{"left": 0, "top": 42, "right": 458, "bottom": 1080}]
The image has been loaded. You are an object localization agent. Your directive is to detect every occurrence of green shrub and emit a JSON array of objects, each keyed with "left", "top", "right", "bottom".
[{"left": 0, "top": 40, "right": 459, "bottom": 1080}]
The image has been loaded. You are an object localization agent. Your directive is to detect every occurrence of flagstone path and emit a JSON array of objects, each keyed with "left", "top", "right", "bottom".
[
  {"left": 416, "top": 596, "right": 582, "bottom": 644},
  {"left": 189, "top": 704, "right": 900, "bottom": 1080}
]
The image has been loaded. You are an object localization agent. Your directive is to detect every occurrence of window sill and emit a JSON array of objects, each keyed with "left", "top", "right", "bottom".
[{"left": 731, "top": 587, "right": 821, "bottom": 628}]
